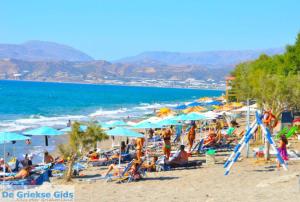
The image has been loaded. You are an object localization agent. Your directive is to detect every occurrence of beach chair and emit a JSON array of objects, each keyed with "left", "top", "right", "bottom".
[
  {"left": 126, "top": 158, "right": 145, "bottom": 183},
  {"left": 173, "top": 125, "right": 182, "bottom": 143},
  {"left": 190, "top": 138, "right": 205, "bottom": 154},
  {"left": 106, "top": 160, "right": 135, "bottom": 183}
]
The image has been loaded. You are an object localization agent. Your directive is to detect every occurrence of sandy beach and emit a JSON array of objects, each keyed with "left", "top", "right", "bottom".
[{"left": 50, "top": 141, "right": 300, "bottom": 202}]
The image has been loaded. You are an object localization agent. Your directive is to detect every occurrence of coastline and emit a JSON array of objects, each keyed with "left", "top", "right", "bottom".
[{"left": 0, "top": 79, "right": 226, "bottom": 91}]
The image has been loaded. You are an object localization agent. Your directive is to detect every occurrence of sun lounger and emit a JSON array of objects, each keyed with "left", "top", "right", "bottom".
[{"left": 106, "top": 160, "right": 135, "bottom": 183}]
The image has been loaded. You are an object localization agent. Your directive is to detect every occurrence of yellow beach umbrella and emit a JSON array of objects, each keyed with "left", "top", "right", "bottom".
[
  {"left": 157, "top": 107, "right": 174, "bottom": 117},
  {"left": 197, "top": 97, "right": 211, "bottom": 102},
  {"left": 183, "top": 106, "right": 206, "bottom": 113},
  {"left": 230, "top": 102, "right": 243, "bottom": 108}
]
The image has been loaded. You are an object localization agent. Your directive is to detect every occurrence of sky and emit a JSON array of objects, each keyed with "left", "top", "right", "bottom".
[{"left": 1, "top": 0, "right": 300, "bottom": 60}]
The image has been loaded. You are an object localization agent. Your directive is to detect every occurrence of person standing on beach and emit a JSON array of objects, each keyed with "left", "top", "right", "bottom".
[
  {"left": 136, "top": 137, "right": 144, "bottom": 161},
  {"left": 277, "top": 135, "right": 288, "bottom": 169},
  {"left": 162, "top": 128, "right": 172, "bottom": 159},
  {"left": 188, "top": 123, "right": 196, "bottom": 152}
]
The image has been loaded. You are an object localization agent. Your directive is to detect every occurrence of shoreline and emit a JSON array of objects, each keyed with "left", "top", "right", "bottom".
[{"left": 0, "top": 79, "right": 226, "bottom": 91}]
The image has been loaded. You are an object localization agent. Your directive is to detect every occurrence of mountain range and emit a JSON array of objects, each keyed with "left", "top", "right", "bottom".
[
  {"left": 0, "top": 41, "right": 93, "bottom": 62},
  {"left": 0, "top": 41, "right": 285, "bottom": 83}
]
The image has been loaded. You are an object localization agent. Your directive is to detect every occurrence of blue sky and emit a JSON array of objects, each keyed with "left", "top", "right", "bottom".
[{"left": 1, "top": 0, "right": 300, "bottom": 60}]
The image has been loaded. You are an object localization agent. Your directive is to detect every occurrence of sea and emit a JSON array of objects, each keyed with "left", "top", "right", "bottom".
[{"left": 0, "top": 80, "right": 223, "bottom": 161}]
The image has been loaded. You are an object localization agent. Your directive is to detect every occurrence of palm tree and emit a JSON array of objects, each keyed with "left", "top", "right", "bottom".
[{"left": 58, "top": 122, "right": 108, "bottom": 182}]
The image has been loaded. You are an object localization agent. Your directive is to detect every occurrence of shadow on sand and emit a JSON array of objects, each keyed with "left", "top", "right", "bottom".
[{"left": 142, "top": 176, "right": 179, "bottom": 181}]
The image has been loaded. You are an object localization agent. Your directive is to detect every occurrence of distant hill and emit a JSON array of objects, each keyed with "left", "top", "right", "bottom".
[
  {"left": 0, "top": 41, "right": 94, "bottom": 62},
  {"left": 0, "top": 40, "right": 286, "bottom": 83},
  {"left": 0, "top": 59, "right": 228, "bottom": 82},
  {"left": 116, "top": 48, "right": 284, "bottom": 68}
]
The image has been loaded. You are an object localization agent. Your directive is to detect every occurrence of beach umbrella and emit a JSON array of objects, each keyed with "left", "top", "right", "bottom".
[
  {"left": 205, "top": 100, "right": 223, "bottom": 106},
  {"left": 0, "top": 132, "right": 30, "bottom": 144},
  {"left": 106, "top": 127, "right": 144, "bottom": 166},
  {"left": 156, "top": 118, "right": 182, "bottom": 126},
  {"left": 197, "top": 97, "right": 211, "bottom": 102},
  {"left": 173, "top": 104, "right": 188, "bottom": 110},
  {"left": 60, "top": 125, "right": 88, "bottom": 133},
  {"left": 156, "top": 108, "right": 174, "bottom": 117},
  {"left": 24, "top": 126, "right": 63, "bottom": 146},
  {"left": 132, "top": 121, "right": 163, "bottom": 129},
  {"left": 106, "top": 127, "right": 144, "bottom": 138},
  {"left": 183, "top": 106, "right": 206, "bottom": 114},
  {"left": 172, "top": 114, "right": 188, "bottom": 121},
  {"left": 181, "top": 112, "right": 207, "bottom": 121},
  {"left": 105, "top": 120, "right": 128, "bottom": 128},
  {"left": 202, "top": 111, "right": 219, "bottom": 119},
  {"left": 0, "top": 132, "right": 31, "bottom": 176},
  {"left": 187, "top": 102, "right": 203, "bottom": 107}
]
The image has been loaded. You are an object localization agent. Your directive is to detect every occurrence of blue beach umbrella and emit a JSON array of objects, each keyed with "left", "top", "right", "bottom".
[
  {"left": 205, "top": 100, "right": 223, "bottom": 106},
  {"left": 24, "top": 126, "right": 63, "bottom": 146},
  {"left": 172, "top": 114, "right": 188, "bottom": 121},
  {"left": 60, "top": 125, "right": 88, "bottom": 133},
  {"left": 183, "top": 112, "right": 207, "bottom": 121},
  {"left": 105, "top": 120, "right": 128, "bottom": 128},
  {"left": 106, "top": 127, "right": 144, "bottom": 166},
  {"left": 173, "top": 104, "right": 188, "bottom": 110},
  {"left": 187, "top": 102, "right": 203, "bottom": 107},
  {"left": 133, "top": 121, "right": 163, "bottom": 129},
  {"left": 106, "top": 127, "right": 144, "bottom": 138},
  {"left": 0, "top": 132, "right": 31, "bottom": 173},
  {"left": 0, "top": 132, "right": 30, "bottom": 144},
  {"left": 106, "top": 121, "right": 128, "bottom": 127},
  {"left": 24, "top": 126, "right": 63, "bottom": 136},
  {"left": 156, "top": 118, "right": 182, "bottom": 126}
]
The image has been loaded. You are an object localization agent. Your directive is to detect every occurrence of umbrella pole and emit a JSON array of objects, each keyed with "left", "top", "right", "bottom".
[
  {"left": 118, "top": 141, "right": 121, "bottom": 168},
  {"left": 145, "top": 129, "right": 149, "bottom": 163},
  {"left": 3, "top": 134, "right": 6, "bottom": 185}
]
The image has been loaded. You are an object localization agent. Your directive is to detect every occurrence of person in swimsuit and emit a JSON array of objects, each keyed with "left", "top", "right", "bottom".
[
  {"left": 204, "top": 132, "right": 217, "bottom": 147},
  {"left": 162, "top": 128, "right": 172, "bottom": 160},
  {"left": 188, "top": 123, "right": 196, "bottom": 152},
  {"left": 0, "top": 166, "right": 31, "bottom": 181},
  {"left": 142, "top": 156, "right": 158, "bottom": 172},
  {"left": 136, "top": 137, "right": 145, "bottom": 161},
  {"left": 277, "top": 135, "right": 288, "bottom": 169},
  {"left": 167, "top": 145, "right": 189, "bottom": 166},
  {"left": 102, "top": 158, "right": 140, "bottom": 177}
]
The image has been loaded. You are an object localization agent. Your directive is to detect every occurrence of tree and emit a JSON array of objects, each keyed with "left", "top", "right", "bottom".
[
  {"left": 58, "top": 122, "right": 108, "bottom": 182},
  {"left": 231, "top": 32, "right": 300, "bottom": 161}
]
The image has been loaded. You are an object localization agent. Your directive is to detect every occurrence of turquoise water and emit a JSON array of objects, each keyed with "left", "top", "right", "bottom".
[
  {"left": 0, "top": 80, "right": 222, "bottom": 129},
  {"left": 0, "top": 80, "right": 222, "bottom": 159}
]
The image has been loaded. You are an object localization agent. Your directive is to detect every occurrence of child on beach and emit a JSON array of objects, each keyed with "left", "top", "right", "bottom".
[{"left": 277, "top": 135, "right": 288, "bottom": 169}]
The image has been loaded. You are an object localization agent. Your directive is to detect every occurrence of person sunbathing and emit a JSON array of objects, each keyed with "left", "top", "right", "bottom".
[
  {"left": 142, "top": 156, "right": 158, "bottom": 172},
  {"left": 101, "top": 158, "right": 140, "bottom": 177},
  {"left": 167, "top": 145, "right": 189, "bottom": 166},
  {"left": 0, "top": 166, "right": 31, "bottom": 181},
  {"left": 204, "top": 132, "right": 217, "bottom": 147},
  {"left": 0, "top": 158, "right": 12, "bottom": 173}
]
